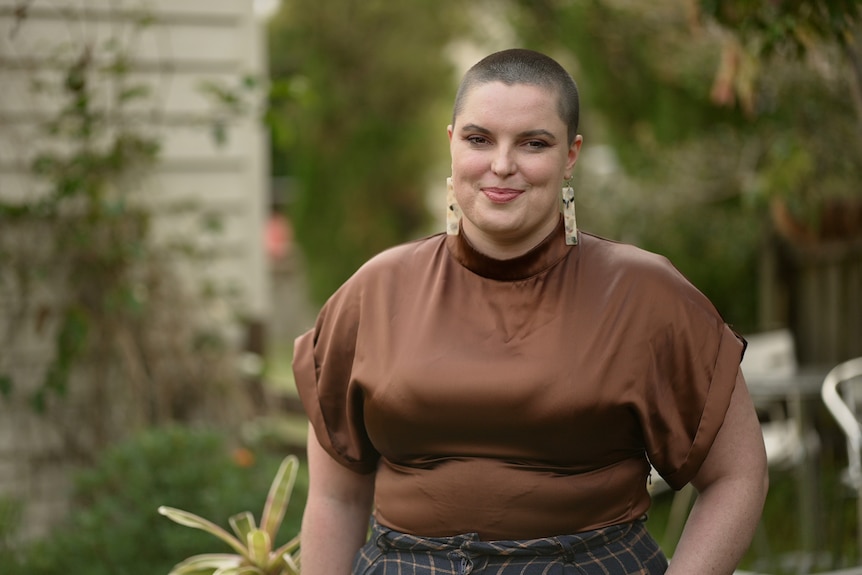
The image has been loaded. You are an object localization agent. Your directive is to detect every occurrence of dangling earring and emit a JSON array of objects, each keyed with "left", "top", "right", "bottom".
[
  {"left": 561, "top": 177, "right": 578, "bottom": 245},
  {"left": 446, "top": 177, "right": 462, "bottom": 235}
]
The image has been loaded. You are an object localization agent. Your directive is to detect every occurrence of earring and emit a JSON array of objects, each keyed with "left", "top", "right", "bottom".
[
  {"left": 446, "top": 177, "right": 462, "bottom": 235},
  {"left": 561, "top": 177, "right": 578, "bottom": 245}
]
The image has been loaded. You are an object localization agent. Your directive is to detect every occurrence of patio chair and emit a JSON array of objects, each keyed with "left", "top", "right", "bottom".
[
  {"left": 821, "top": 356, "right": 862, "bottom": 557},
  {"left": 741, "top": 329, "right": 809, "bottom": 469}
]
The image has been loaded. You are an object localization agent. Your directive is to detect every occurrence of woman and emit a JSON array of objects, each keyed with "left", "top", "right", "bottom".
[{"left": 293, "top": 48, "right": 768, "bottom": 575}]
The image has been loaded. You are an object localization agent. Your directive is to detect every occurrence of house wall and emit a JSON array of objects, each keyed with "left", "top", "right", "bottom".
[{"left": 0, "top": 0, "right": 269, "bottom": 539}]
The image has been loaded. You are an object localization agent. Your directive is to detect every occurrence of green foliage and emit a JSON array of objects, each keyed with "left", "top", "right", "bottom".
[
  {"left": 511, "top": 1, "right": 760, "bottom": 327},
  {"left": 0, "top": 9, "right": 159, "bottom": 402},
  {"left": 700, "top": 0, "right": 862, "bottom": 56},
  {"left": 159, "top": 455, "right": 302, "bottom": 575},
  {"left": 8, "top": 426, "right": 307, "bottom": 575},
  {"left": 0, "top": 4, "right": 254, "bottom": 446},
  {"left": 511, "top": 0, "right": 862, "bottom": 330},
  {"left": 747, "top": 63, "right": 862, "bottom": 240},
  {"left": 198, "top": 74, "right": 263, "bottom": 147},
  {"left": 267, "top": 0, "right": 472, "bottom": 303},
  {"left": 637, "top": 201, "right": 762, "bottom": 332},
  {"left": 0, "top": 26, "right": 160, "bottom": 408},
  {"left": 0, "top": 375, "right": 12, "bottom": 398},
  {"left": 0, "top": 496, "right": 23, "bottom": 569},
  {"left": 695, "top": 0, "right": 862, "bottom": 240},
  {"left": 514, "top": 0, "right": 745, "bottom": 171}
]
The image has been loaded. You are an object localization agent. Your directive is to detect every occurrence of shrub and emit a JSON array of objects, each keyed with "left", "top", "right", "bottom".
[
  {"left": 0, "top": 496, "right": 24, "bottom": 571},
  {"left": 12, "top": 425, "right": 307, "bottom": 575}
]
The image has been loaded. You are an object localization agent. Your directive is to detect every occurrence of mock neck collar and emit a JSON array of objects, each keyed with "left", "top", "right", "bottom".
[{"left": 445, "top": 216, "right": 572, "bottom": 281}]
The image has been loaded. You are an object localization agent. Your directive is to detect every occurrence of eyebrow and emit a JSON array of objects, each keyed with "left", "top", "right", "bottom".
[{"left": 459, "top": 123, "right": 559, "bottom": 142}]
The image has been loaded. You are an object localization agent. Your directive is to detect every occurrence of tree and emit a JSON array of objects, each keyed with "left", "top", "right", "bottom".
[
  {"left": 267, "top": 0, "right": 472, "bottom": 303},
  {"left": 509, "top": 0, "right": 862, "bottom": 332},
  {"left": 697, "top": 0, "right": 862, "bottom": 240},
  {"left": 700, "top": 0, "right": 861, "bottom": 54}
]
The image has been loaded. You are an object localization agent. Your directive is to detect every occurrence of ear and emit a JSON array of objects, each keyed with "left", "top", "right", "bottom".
[
  {"left": 566, "top": 135, "right": 583, "bottom": 172},
  {"left": 447, "top": 124, "right": 454, "bottom": 143}
]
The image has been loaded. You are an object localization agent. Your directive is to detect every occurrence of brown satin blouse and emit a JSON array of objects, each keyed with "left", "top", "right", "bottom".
[{"left": 293, "top": 219, "right": 745, "bottom": 541}]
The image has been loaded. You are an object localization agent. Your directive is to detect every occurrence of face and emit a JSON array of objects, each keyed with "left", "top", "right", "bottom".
[{"left": 448, "top": 81, "right": 582, "bottom": 258}]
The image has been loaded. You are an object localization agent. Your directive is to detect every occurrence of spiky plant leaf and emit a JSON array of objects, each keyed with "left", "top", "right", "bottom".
[
  {"left": 158, "top": 506, "right": 250, "bottom": 559},
  {"left": 169, "top": 569, "right": 217, "bottom": 575},
  {"left": 281, "top": 550, "right": 301, "bottom": 575},
  {"left": 213, "top": 566, "right": 262, "bottom": 575},
  {"left": 167, "top": 552, "right": 243, "bottom": 575},
  {"left": 247, "top": 528, "right": 272, "bottom": 566},
  {"left": 230, "top": 511, "right": 257, "bottom": 543},
  {"left": 268, "top": 535, "right": 300, "bottom": 572},
  {"left": 259, "top": 455, "right": 298, "bottom": 541}
]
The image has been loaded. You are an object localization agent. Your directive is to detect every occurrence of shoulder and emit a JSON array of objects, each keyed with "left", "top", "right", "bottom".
[
  {"left": 327, "top": 232, "right": 447, "bottom": 301},
  {"left": 313, "top": 232, "right": 446, "bottom": 330},
  {"left": 359, "top": 232, "right": 447, "bottom": 274},
  {"left": 580, "top": 233, "right": 728, "bottom": 337},
  {"left": 577, "top": 232, "right": 720, "bottom": 327},
  {"left": 579, "top": 232, "right": 688, "bottom": 289},
  {"left": 348, "top": 232, "right": 448, "bottom": 288}
]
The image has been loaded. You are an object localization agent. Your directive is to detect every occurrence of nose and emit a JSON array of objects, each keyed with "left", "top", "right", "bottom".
[{"left": 491, "top": 146, "right": 516, "bottom": 176}]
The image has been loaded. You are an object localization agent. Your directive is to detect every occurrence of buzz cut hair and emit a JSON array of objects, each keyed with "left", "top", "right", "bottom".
[{"left": 452, "top": 48, "right": 580, "bottom": 145}]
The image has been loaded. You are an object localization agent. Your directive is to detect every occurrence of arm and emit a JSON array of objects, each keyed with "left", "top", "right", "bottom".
[
  {"left": 665, "top": 368, "right": 769, "bottom": 575},
  {"left": 300, "top": 425, "right": 376, "bottom": 575}
]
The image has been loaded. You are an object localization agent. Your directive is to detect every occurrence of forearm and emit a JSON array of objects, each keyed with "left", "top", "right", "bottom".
[
  {"left": 301, "top": 426, "right": 376, "bottom": 575},
  {"left": 300, "top": 493, "right": 372, "bottom": 575},
  {"left": 666, "top": 473, "right": 767, "bottom": 575}
]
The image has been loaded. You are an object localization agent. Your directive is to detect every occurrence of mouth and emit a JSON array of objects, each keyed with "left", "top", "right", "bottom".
[{"left": 482, "top": 187, "right": 523, "bottom": 204}]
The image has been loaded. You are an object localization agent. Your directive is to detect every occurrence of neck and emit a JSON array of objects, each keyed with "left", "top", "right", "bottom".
[{"left": 461, "top": 217, "right": 561, "bottom": 260}]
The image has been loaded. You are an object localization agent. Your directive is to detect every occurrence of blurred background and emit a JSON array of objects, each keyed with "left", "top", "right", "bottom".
[{"left": 1, "top": 0, "right": 861, "bottom": 573}]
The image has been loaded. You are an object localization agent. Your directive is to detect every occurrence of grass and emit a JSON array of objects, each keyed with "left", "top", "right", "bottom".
[{"left": 265, "top": 339, "right": 299, "bottom": 394}]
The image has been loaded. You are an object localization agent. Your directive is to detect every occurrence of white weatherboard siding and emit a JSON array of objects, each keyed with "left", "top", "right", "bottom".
[{"left": 0, "top": 0, "right": 269, "bottom": 539}]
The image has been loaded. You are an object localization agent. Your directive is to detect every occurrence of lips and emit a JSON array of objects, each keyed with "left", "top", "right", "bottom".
[{"left": 482, "top": 187, "right": 522, "bottom": 203}]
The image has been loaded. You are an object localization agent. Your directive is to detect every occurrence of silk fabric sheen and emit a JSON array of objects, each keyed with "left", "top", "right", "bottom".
[{"left": 293, "top": 218, "right": 744, "bottom": 540}]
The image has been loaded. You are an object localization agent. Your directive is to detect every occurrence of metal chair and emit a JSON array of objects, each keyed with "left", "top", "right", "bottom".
[
  {"left": 742, "top": 329, "right": 808, "bottom": 470},
  {"left": 821, "top": 356, "right": 862, "bottom": 558}
]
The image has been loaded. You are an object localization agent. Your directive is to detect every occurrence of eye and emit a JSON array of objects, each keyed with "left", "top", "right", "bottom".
[
  {"left": 524, "top": 140, "right": 550, "bottom": 149},
  {"left": 465, "top": 135, "right": 490, "bottom": 146}
]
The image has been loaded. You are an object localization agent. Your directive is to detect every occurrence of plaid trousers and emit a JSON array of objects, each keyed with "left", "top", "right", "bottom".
[{"left": 352, "top": 518, "right": 668, "bottom": 575}]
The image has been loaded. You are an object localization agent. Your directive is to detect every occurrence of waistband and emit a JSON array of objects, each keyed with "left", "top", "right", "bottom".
[{"left": 370, "top": 517, "right": 648, "bottom": 558}]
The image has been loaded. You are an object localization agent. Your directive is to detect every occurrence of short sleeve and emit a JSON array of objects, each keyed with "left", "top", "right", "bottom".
[
  {"left": 639, "top": 263, "right": 746, "bottom": 490},
  {"left": 292, "top": 284, "right": 379, "bottom": 474}
]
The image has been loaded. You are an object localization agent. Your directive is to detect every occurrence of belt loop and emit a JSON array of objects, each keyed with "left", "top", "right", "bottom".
[
  {"left": 372, "top": 517, "right": 392, "bottom": 553},
  {"left": 375, "top": 531, "right": 391, "bottom": 552},
  {"left": 557, "top": 537, "right": 591, "bottom": 575},
  {"left": 557, "top": 537, "right": 577, "bottom": 564}
]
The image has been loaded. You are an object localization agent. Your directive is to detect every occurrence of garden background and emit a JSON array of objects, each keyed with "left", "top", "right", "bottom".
[{"left": 1, "top": 0, "right": 862, "bottom": 574}]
